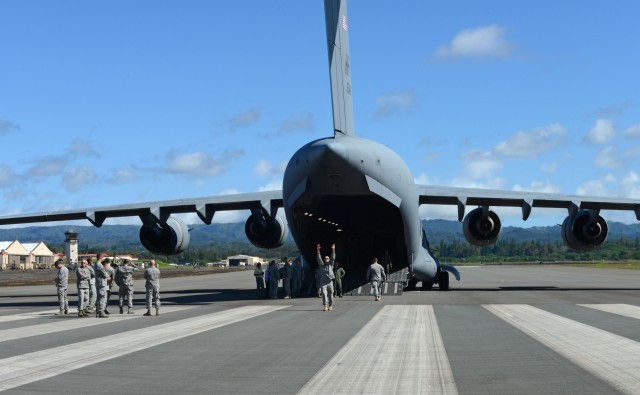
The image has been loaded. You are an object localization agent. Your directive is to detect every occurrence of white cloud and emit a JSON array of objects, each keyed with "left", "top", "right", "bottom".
[
  {"left": 435, "top": 25, "right": 515, "bottom": 60},
  {"left": 254, "top": 159, "right": 287, "bottom": 178},
  {"left": 585, "top": 118, "right": 615, "bottom": 144},
  {"left": 462, "top": 149, "right": 503, "bottom": 179},
  {"left": 166, "top": 150, "right": 243, "bottom": 178},
  {"left": 27, "top": 156, "right": 67, "bottom": 177},
  {"left": 229, "top": 107, "right": 261, "bottom": 132},
  {"left": 593, "top": 146, "right": 622, "bottom": 168},
  {"left": 63, "top": 165, "right": 97, "bottom": 192},
  {"left": 619, "top": 171, "right": 640, "bottom": 198},
  {"left": 575, "top": 174, "right": 616, "bottom": 196},
  {"left": 624, "top": 124, "right": 640, "bottom": 138},
  {"left": 0, "top": 164, "right": 17, "bottom": 187},
  {"left": 107, "top": 168, "right": 138, "bottom": 184},
  {"left": 541, "top": 161, "right": 559, "bottom": 173},
  {"left": 258, "top": 180, "right": 282, "bottom": 191},
  {"left": 68, "top": 139, "right": 98, "bottom": 156},
  {"left": 0, "top": 119, "right": 19, "bottom": 135},
  {"left": 374, "top": 90, "right": 415, "bottom": 117},
  {"left": 494, "top": 123, "right": 566, "bottom": 158},
  {"left": 512, "top": 181, "right": 560, "bottom": 194},
  {"left": 278, "top": 113, "right": 314, "bottom": 133}
]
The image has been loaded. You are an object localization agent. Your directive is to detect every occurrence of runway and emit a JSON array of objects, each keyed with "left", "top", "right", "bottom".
[{"left": 1, "top": 265, "right": 639, "bottom": 394}]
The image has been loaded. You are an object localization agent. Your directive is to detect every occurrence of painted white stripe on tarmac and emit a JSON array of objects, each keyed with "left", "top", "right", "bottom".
[
  {"left": 0, "top": 305, "right": 194, "bottom": 324},
  {"left": 484, "top": 304, "right": 640, "bottom": 395},
  {"left": 298, "top": 305, "right": 458, "bottom": 394},
  {"left": 579, "top": 304, "right": 640, "bottom": 320},
  {"left": 0, "top": 306, "right": 197, "bottom": 344},
  {"left": 0, "top": 305, "right": 287, "bottom": 392}
]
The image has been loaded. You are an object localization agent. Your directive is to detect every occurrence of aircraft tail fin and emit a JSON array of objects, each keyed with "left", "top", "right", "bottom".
[{"left": 324, "top": 0, "right": 356, "bottom": 138}]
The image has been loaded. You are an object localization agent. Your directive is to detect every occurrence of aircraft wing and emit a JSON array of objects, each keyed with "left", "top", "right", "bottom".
[
  {"left": 0, "top": 191, "right": 283, "bottom": 227},
  {"left": 416, "top": 185, "right": 640, "bottom": 222}
]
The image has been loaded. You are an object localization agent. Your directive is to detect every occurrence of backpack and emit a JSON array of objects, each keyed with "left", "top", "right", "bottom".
[{"left": 114, "top": 268, "right": 123, "bottom": 286}]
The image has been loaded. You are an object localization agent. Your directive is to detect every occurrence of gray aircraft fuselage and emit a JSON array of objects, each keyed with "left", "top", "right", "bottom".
[{"left": 283, "top": 135, "right": 438, "bottom": 287}]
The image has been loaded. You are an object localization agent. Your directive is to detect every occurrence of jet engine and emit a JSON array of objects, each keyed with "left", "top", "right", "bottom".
[
  {"left": 139, "top": 216, "right": 190, "bottom": 255},
  {"left": 561, "top": 210, "right": 608, "bottom": 252},
  {"left": 245, "top": 213, "right": 288, "bottom": 249},
  {"left": 462, "top": 207, "right": 502, "bottom": 246}
]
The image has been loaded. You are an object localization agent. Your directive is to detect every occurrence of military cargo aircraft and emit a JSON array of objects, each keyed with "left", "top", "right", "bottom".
[{"left": 1, "top": 0, "right": 639, "bottom": 291}]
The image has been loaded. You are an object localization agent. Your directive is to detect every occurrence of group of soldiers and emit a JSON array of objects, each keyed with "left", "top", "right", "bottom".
[
  {"left": 53, "top": 254, "right": 162, "bottom": 318},
  {"left": 253, "top": 244, "right": 389, "bottom": 311}
]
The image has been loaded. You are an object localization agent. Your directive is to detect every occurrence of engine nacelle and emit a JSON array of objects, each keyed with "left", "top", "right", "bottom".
[
  {"left": 245, "top": 214, "right": 288, "bottom": 249},
  {"left": 561, "top": 210, "right": 608, "bottom": 252},
  {"left": 462, "top": 207, "right": 502, "bottom": 246},
  {"left": 139, "top": 217, "right": 190, "bottom": 255}
]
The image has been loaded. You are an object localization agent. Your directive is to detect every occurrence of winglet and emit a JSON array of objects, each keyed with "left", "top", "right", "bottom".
[{"left": 324, "top": 0, "right": 355, "bottom": 137}]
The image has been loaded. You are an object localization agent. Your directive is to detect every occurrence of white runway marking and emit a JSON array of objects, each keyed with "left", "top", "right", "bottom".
[
  {"left": 484, "top": 304, "right": 640, "bottom": 395},
  {"left": 579, "top": 304, "right": 640, "bottom": 320},
  {"left": 0, "top": 305, "right": 194, "bottom": 324},
  {"left": 0, "top": 305, "right": 288, "bottom": 392},
  {"left": 0, "top": 306, "right": 197, "bottom": 344},
  {"left": 298, "top": 305, "right": 458, "bottom": 394}
]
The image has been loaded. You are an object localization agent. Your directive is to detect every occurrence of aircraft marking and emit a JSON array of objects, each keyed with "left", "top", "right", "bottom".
[{"left": 484, "top": 304, "right": 640, "bottom": 395}]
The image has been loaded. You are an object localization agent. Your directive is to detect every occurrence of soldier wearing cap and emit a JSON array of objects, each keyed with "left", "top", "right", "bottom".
[
  {"left": 118, "top": 259, "right": 138, "bottom": 314},
  {"left": 100, "top": 255, "right": 115, "bottom": 314},
  {"left": 75, "top": 259, "right": 90, "bottom": 317},
  {"left": 143, "top": 260, "right": 161, "bottom": 316},
  {"left": 86, "top": 257, "right": 97, "bottom": 313},
  {"left": 53, "top": 258, "right": 69, "bottom": 315},
  {"left": 94, "top": 257, "right": 110, "bottom": 318}
]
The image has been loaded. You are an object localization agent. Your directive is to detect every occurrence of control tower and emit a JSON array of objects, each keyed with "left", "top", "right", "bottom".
[{"left": 65, "top": 230, "right": 79, "bottom": 269}]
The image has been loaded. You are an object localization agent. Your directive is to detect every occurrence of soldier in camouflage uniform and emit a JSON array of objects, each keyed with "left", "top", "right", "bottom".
[
  {"left": 316, "top": 243, "right": 336, "bottom": 311},
  {"left": 143, "top": 260, "right": 161, "bottom": 316},
  {"left": 86, "top": 258, "right": 96, "bottom": 312},
  {"left": 94, "top": 258, "right": 110, "bottom": 318},
  {"left": 118, "top": 259, "right": 138, "bottom": 314},
  {"left": 53, "top": 259, "right": 69, "bottom": 315},
  {"left": 75, "top": 259, "right": 90, "bottom": 317},
  {"left": 102, "top": 256, "right": 115, "bottom": 314}
]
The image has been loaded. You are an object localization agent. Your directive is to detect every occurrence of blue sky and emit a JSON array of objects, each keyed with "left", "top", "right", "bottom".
[{"left": 1, "top": 0, "right": 639, "bottom": 228}]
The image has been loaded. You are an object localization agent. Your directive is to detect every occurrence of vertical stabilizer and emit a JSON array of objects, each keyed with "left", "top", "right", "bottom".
[{"left": 324, "top": 0, "right": 355, "bottom": 137}]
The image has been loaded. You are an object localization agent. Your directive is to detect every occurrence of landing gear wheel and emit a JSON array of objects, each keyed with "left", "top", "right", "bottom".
[
  {"left": 421, "top": 281, "right": 433, "bottom": 291},
  {"left": 439, "top": 271, "right": 450, "bottom": 291},
  {"left": 404, "top": 277, "right": 418, "bottom": 291}
]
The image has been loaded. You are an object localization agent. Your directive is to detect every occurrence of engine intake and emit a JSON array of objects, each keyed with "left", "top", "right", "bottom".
[
  {"left": 463, "top": 207, "right": 502, "bottom": 246},
  {"left": 140, "top": 217, "right": 190, "bottom": 255},
  {"left": 561, "top": 210, "right": 608, "bottom": 252},
  {"left": 245, "top": 214, "right": 288, "bottom": 249}
]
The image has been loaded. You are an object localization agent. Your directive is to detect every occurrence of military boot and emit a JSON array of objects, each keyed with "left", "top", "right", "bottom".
[
  {"left": 56, "top": 310, "right": 65, "bottom": 316},
  {"left": 78, "top": 311, "right": 83, "bottom": 317},
  {"left": 156, "top": 308, "right": 160, "bottom": 316},
  {"left": 64, "top": 309, "right": 68, "bottom": 315},
  {"left": 104, "top": 308, "right": 110, "bottom": 315},
  {"left": 97, "top": 311, "right": 108, "bottom": 318},
  {"left": 119, "top": 306, "right": 124, "bottom": 314},
  {"left": 143, "top": 309, "right": 151, "bottom": 316},
  {"left": 127, "top": 308, "right": 135, "bottom": 314}
]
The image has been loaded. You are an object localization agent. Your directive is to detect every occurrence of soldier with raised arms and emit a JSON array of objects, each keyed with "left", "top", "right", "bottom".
[
  {"left": 316, "top": 243, "right": 336, "bottom": 311},
  {"left": 117, "top": 259, "right": 138, "bottom": 314}
]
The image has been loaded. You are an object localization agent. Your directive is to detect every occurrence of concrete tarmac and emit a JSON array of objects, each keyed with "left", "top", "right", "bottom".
[{"left": 1, "top": 265, "right": 639, "bottom": 394}]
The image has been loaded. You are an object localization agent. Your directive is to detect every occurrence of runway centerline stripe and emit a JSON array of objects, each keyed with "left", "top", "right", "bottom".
[
  {"left": 579, "top": 304, "right": 640, "bottom": 320},
  {"left": 0, "top": 305, "right": 288, "bottom": 392},
  {"left": 484, "top": 304, "right": 640, "bottom": 395},
  {"left": 0, "top": 306, "right": 196, "bottom": 344},
  {"left": 297, "top": 305, "right": 458, "bottom": 394}
]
